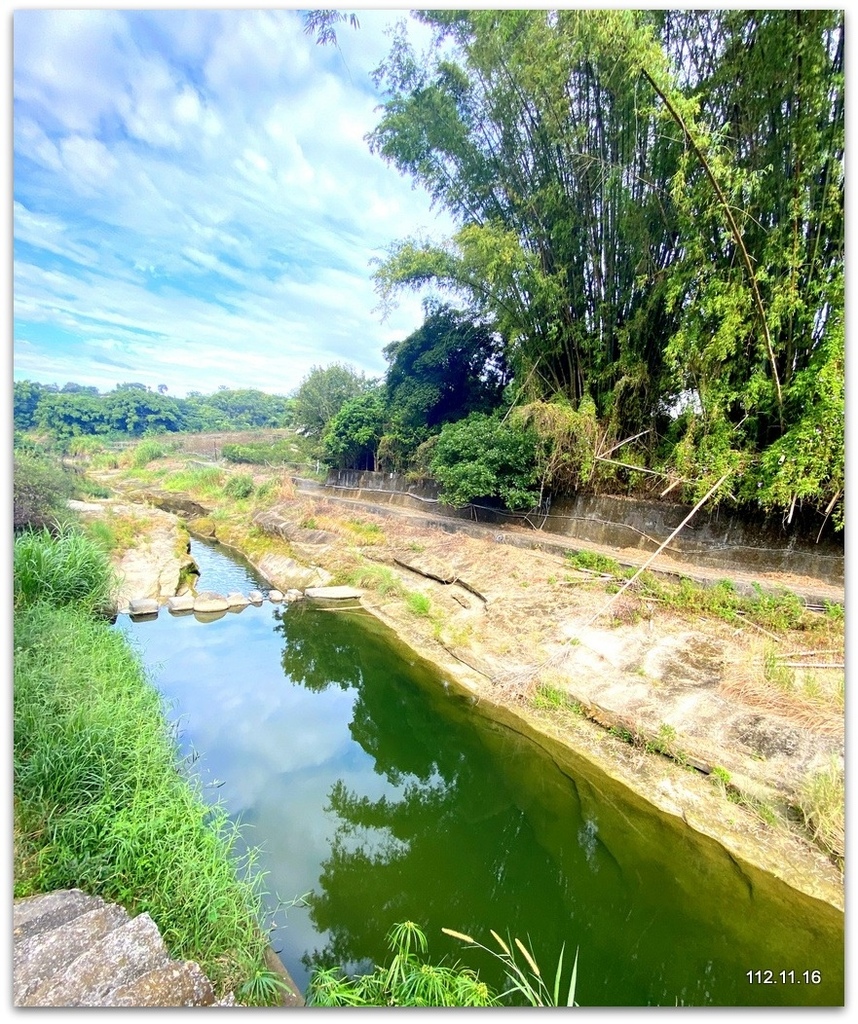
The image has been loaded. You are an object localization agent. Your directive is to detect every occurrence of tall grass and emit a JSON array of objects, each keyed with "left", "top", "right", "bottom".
[
  {"left": 161, "top": 465, "right": 225, "bottom": 497},
  {"left": 14, "top": 524, "right": 117, "bottom": 614},
  {"left": 14, "top": 602, "right": 276, "bottom": 1001}
]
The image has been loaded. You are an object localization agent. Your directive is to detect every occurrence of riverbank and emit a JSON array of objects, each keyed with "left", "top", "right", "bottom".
[{"left": 90, "top": 459, "right": 844, "bottom": 916}]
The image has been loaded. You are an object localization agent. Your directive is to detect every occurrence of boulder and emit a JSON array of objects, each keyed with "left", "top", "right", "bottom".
[
  {"left": 268, "top": 590, "right": 284, "bottom": 602},
  {"left": 225, "top": 593, "right": 250, "bottom": 610},
  {"left": 128, "top": 598, "right": 159, "bottom": 616},
  {"left": 193, "top": 591, "right": 228, "bottom": 613},
  {"left": 248, "top": 590, "right": 265, "bottom": 605},
  {"left": 166, "top": 594, "right": 195, "bottom": 613}
]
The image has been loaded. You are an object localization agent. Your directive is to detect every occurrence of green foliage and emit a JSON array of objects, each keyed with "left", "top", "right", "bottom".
[
  {"left": 293, "top": 363, "right": 375, "bottom": 437},
  {"left": 322, "top": 387, "right": 387, "bottom": 471},
  {"left": 127, "top": 438, "right": 170, "bottom": 467},
  {"left": 13, "top": 449, "right": 74, "bottom": 532},
  {"left": 223, "top": 473, "right": 255, "bottom": 500},
  {"left": 222, "top": 439, "right": 303, "bottom": 465},
  {"left": 308, "top": 921, "right": 498, "bottom": 1007},
  {"left": 369, "top": 9, "right": 844, "bottom": 523},
  {"left": 430, "top": 412, "right": 540, "bottom": 510},
  {"left": 384, "top": 303, "right": 509, "bottom": 432},
  {"left": 14, "top": 602, "right": 275, "bottom": 1001},
  {"left": 14, "top": 524, "right": 117, "bottom": 615},
  {"left": 442, "top": 926, "right": 579, "bottom": 1006}
]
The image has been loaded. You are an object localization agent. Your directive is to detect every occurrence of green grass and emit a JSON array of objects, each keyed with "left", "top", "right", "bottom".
[
  {"left": 14, "top": 525, "right": 117, "bottom": 615},
  {"left": 566, "top": 549, "right": 621, "bottom": 575},
  {"left": 159, "top": 465, "right": 225, "bottom": 498},
  {"left": 405, "top": 591, "right": 432, "bottom": 616},
  {"left": 14, "top": 601, "right": 277, "bottom": 1002},
  {"left": 223, "top": 473, "right": 255, "bottom": 500},
  {"left": 347, "top": 563, "right": 405, "bottom": 597}
]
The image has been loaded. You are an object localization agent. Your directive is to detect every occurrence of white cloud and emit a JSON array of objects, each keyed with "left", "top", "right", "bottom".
[{"left": 13, "top": 8, "right": 458, "bottom": 398}]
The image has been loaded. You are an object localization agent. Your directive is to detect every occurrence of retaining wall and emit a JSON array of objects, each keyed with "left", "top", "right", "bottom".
[{"left": 316, "top": 470, "right": 844, "bottom": 587}]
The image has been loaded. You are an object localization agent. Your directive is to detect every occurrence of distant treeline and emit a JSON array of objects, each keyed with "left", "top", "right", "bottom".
[{"left": 13, "top": 380, "right": 295, "bottom": 438}]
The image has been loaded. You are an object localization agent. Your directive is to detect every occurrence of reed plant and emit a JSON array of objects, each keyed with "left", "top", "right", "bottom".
[
  {"left": 14, "top": 524, "right": 117, "bottom": 615},
  {"left": 308, "top": 921, "right": 498, "bottom": 1006},
  {"left": 14, "top": 601, "right": 276, "bottom": 1001}
]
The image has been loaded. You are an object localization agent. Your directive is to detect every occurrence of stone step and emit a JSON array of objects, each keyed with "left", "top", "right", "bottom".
[{"left": 13, "top": 890, "right": 216, "bottom": 1007}]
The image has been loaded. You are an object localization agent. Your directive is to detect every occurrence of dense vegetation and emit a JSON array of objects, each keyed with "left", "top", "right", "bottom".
[
  {"left": 362, "top": 9, "right": 843, "bottom": 526},
  {"left": 16, "top": 10, "right": 844, "bottom": 534},
  {"left": 13, "top": 381, "right": 296, "bottom": 439}
]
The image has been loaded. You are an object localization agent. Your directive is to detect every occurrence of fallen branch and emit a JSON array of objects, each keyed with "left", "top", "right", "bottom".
[{"left": 581, "top": 473, "right": 732, "bottom": 630}]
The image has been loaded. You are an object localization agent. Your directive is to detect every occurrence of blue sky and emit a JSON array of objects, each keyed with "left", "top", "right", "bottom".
[{"left": 12, "top": 6, "right": 457, "bottom": 398}]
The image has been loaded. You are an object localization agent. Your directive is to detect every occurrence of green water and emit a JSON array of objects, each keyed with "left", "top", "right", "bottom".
[{"left": 116, "top": 547, "right": 843, "bottom": 1006}]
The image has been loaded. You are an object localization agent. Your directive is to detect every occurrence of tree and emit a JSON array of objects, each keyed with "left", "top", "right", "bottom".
[
  {"left": 322, "top": 387, "right": 387, "bottom": 471},
  {"left": 293, "top": 363, "right": 375, "bottom": 437},
  {"left": 384, "top": 303, "right": 509, "bottom": 432},
  {"left": 368, "top": 9, "right": 844, "bottom": 523},
  {"left": 430, "top": 412, "right": 540, "bottom": 511}
]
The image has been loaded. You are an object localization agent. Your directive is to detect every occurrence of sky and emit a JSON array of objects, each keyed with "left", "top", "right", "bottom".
[{"left": 11, "top": 5, "right": 458, "bottom": 398}]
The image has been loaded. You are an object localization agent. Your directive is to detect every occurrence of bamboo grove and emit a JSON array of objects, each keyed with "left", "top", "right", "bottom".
[{"left": 367, "top": 9, "right": 844, "bottom": 528}]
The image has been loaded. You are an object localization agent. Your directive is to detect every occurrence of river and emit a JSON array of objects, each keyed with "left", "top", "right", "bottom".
[{"left": 114, "top": 537, "right": 844, "bottom": 1006}]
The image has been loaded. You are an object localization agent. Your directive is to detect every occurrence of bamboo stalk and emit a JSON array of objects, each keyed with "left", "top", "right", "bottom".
[{"left": 581, "top": 472, "right": 731, "bottom": 629}]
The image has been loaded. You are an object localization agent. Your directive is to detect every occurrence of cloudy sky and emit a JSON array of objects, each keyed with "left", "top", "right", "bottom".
[{"left": 11, "top": 5, "right": 458, "bottom": 398}]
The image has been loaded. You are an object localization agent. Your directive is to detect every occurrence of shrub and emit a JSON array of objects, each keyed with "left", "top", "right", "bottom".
[
  {"left": 430, "top": 412, "right": 540, "bottom": 510},
  {"left": 13, "top": 450, "right": 74, "bottom": 532}
]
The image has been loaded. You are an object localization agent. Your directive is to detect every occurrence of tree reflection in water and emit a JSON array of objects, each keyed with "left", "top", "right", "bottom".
[{"left": 272, "top": 603, "right": 592, "bottom": 997}]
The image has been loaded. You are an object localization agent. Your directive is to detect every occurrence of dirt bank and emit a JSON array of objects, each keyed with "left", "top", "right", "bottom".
[{"left": 90, "top": 470, "right": 845, "bottom": 914}]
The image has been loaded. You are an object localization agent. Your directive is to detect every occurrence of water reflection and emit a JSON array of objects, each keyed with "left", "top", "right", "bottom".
[{"left": 116, "top": 577, "right": 844, "bottom": 1006}]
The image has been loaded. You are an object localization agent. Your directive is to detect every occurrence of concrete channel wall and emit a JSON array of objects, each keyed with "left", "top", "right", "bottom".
[{"left": 317, "top": 470, "right": 844, "bottom": 588}]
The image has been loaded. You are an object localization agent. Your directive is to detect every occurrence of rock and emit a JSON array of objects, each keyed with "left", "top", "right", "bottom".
[
  {"left": 128, "top": 598, "right": 159, "bottom": 616},
  {"left": 13, "top": 890, "right": 216, "bottom": 1007},
  {"left": 166, "top": 594, "right": 195, "bottom": 613},
  {"left": 286, "top": 590, "right": 304, "bottom": 602},
  {"left": 248, "top": 590, "right": 265, "bottom": 605},
  {"left": 225, "top": 593, "right": 250, "bottom": 610},
  {"left": 194, "top": 591, "right": 228, "bottom": 613},
  {"left": 304, "top": 586, "right": 362, "bottom": 600},
  {"left": 268, "top": 590, "right": 284, "bottom": 602}
]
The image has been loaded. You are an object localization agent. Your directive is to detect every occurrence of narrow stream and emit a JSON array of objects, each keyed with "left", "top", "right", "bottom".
[{"left": 114, "top": 537, "right": 844, "bottom": 1006}]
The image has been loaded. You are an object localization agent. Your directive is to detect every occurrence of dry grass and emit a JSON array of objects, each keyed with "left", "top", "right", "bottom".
[
  {"left": 720, "top": 644, "right": 844, "bottom": 737},
  {"left": 796, "top": 758, "right": 845, "bottom": 862}
]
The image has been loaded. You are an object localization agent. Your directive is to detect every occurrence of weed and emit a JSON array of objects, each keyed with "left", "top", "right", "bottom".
[
  {"left": 796, "top": 758, "right": 844, "bottom": 862},
  {"left": 124, "top": 438, "right": 169, "bottom": 468},
  {"left": 224, "top": 473, "right": 255, "bottom": 500},
  {"left": 161, "top": 465, "right": 225, "bottom": 498},
  {"left": 14, "top": 525, "right": 117, "bottom": 614},
  {"left": 406, "top": 591, "right": 432, "bottom": 616},
  {"left": 566, "top": 549, "right": 620, "bottom": 575},
  {"left": 301, "top": 516, "right": 318, "bottom": 530},
  {"left": 710, "top": 765, "right": 732, "bottom": 787},
  {"left": 347, "top": 563, "right": 405, "bottom": 598}
]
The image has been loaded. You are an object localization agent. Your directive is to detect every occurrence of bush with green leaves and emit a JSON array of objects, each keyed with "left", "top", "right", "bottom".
[
  {"left": 13, "top": 449, "right": 74, "bottom": 532},
  {"left": 430, "top": 412, "right": 540, "bottom": 510}
]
